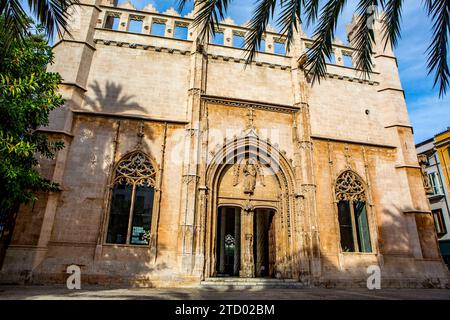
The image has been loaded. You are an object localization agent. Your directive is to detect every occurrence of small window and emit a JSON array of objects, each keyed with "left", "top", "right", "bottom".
[
  {"left": 104, "top": 15, "right": 120, "bottom": 30},
  {"left": 325, "top": 52, "right": 336, "bottom": 64},
  {"left": 258, "top": 39, "right": 266, "bottom": 52},
  {"left": 211, "top": 32, "right": 224, "bottom": 45},
  {"left": 343, "top": 53, "right": 353, "bottom": 67},
  {"left": 151, "top": 22, "right": 166, "bottom": 36},
  {"left": 233, "top": 34, "right": 245, "bottom": 48},
  {"left": 428, "top": 172, "right": 443, "bottom": 195},
  {"left": 432, "top": 209, "right": 447, "bottom": 236},
  {"left": 128, "top": 19, "right": 143, "bottom": 33},
  {"left": 174, "top": 25, "right": 188, "bottom": 40},
  {"left": 274, "top": 42, "right": 286, "bottom": 55}
]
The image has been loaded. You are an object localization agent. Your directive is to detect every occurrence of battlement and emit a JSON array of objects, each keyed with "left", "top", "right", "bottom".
[{"left": 94, "top": 1, "right": 363, "bottom": 71}]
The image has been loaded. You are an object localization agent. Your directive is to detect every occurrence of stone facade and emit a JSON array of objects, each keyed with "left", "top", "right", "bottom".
[{"left": 1, "top": 0, "right": 449, "bottom": 288}]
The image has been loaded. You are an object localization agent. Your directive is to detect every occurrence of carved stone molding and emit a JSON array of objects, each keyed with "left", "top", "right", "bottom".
[
  {"left": 418, "top": 154, "right": 433, "bottom": 194},
  {"left": 113, "top": 151, "right": 156, "bottom": 187},
  {"left": 335, "top": 170, "right": 366, "bottom": 202},
  {"left": 201, "top": 95, "right": 298, "bottom": 114},
  {"left": 182, "top": 174, "right": 199, "bottom": 185}
]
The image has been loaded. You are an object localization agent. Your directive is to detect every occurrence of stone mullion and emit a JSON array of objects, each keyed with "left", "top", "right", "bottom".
[{"left": 240, "top": 208, "right": 254, "bottom": 278}]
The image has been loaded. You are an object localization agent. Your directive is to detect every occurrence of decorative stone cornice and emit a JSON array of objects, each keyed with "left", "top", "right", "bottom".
[
  {"left": 182, "top": 174, "right": 200, "bottom": 185},
  {"left": 325, "top": 73, "right": 379, "bottom": 86},
  {"left": 201, "top": 95, "right": 298, "bottom": 114},
  {"left": 311, "top": 135, "right": 397, "bottom": 149},
  {"left": 208, "top": 53, "right": 290, "bottom": 71},
  {"left": 93, "top": 38, "right": 191, "bottom": 56},
  {"left": 72, "top": 109, "right": 189, "bottom": 124}
]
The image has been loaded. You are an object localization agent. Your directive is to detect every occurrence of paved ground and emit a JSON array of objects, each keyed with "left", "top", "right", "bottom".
[{"left": 0, "top": 285, "right": 449, "bottom": 300}]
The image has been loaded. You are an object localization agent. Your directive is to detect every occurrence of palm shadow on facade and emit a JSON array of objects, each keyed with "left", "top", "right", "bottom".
[{"left": 83, "top": 80, "right": 146, "bottom": 114}]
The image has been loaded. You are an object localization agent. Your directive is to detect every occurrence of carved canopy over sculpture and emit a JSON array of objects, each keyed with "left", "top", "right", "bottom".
[
  {"left": 113, "top": 151, "right": 156, "bottom": 187},
  {"left": 335, "top": 170, "right": 366, "bottom": 202}
]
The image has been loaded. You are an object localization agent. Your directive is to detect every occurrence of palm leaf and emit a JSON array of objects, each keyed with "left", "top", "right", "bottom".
[
  {"left": 182, "top": 0, "right": 232, "bottom": 43},
  {"left": 0, "top": 0, "right": 30, "bottom": 56},
  {"left": 350, "top": 0, "right": 380, "bottom": 78},
  {"left": 243, "top": 0, "right": 277, "bottom": 64},
  {"left": 381, "top": 0, "right": 403, "bottom": 49},
  {"left": 425, "top": 0, "right": 450, "bottom": 97},
  {"left": 303, "top": 0, "right": 320, "bottom": 26},
  {"left": 27, "top": 0, "right": 78, "bottom": 39},
  {"left": 276, "top": 0, "right": 303, "bottom": 54},
  {"left": 304, "top": 0, "right": 347, "bottom": 84}
]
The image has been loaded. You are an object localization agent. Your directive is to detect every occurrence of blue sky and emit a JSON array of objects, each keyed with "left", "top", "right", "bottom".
[{"left": 25, "top": 0, "right": 449, "bottom": 143}]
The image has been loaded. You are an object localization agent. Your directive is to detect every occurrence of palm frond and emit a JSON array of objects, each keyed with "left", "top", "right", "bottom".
[
  {"left": 425, "top": 0, "right": 450, "bottom": 97},
  {"left": 177, "top": 0, "right": 190, "bottom": 12},
  {"left": 0, "top": 0, "right": 30, "bottom": 55},
  {"left": 381, "top": 0, "right": 403, "bottom": 49},
  {"left": 277, "top": 0, "right": 303, "bottom": 54},
  {"left": 304, "top": 0, "right": 347, "bottom": 84},
  {"left": 243, "top": 0, "right": 277, "bottom": 64},
  {"left": 189, "top": 0, "right": 233, "bottom": 43},
  {"left": 27, "top": 0, "right": 78, "bottom": 39},
  {"left": 350, "top": 0, "right": 380, "bottom": 78},
  {"left": 303, "top": 0, "right": 320, "bottom": 26}
]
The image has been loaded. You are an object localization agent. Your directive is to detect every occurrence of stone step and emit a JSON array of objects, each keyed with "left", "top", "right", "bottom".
[
  {"left": 201, "top": 278, "right": 305, "bottom": 289},
  {"left": 203, "top": 277, "right": 299, "bottom": 283}
]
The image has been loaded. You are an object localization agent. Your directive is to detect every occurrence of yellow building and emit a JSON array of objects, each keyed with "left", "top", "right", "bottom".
[{"left": 435, "top": 128, "right": 450, "bottom": 198}]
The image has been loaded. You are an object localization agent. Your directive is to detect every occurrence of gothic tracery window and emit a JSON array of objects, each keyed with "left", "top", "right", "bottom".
[
  {"left": 106, "top": 151, "right": 156, "bottom": 245},
  {"left": 335, "top": 171, "right": 372, "bottom": 253}
]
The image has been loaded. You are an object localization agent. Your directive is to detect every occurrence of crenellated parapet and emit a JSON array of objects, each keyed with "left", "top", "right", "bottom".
[{"left": 95, "top": 1, "right": 369, "bottom": 76}]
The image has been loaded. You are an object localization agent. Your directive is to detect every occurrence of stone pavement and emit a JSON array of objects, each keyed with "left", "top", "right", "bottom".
[{"left": 0, "top": 285, "right": 449, "bottom": 300}]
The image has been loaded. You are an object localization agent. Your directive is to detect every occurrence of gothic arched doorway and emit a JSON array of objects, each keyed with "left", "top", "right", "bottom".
[{"left": 204, "top": 136, "right": 298, "bottom": 279}]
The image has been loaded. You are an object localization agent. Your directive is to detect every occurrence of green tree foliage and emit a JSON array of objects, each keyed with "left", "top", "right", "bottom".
[{"left": 0, "top": 22, "right": 64, "bottom": 213}]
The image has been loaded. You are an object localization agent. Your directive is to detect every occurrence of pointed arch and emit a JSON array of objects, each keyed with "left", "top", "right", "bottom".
[
  {"left": 334, "top": 170, "right": 367, "bottom": 202},
  {"left": 103, "top": 150, "right": 160, "bottom": 247},
  {"left": 334, "top": 170, "right": 372, "bottom": 253},
  {"left": 202, "top": 134, "right": 298, "bottom": 278},
  {"left": 206, "top": 135, "right": 297, "bottom": 193},
  {"left": 113, "top": 150, "right": 158, "bottom": 188}
]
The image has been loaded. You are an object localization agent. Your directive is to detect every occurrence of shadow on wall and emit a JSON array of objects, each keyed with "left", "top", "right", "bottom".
[{"left": 84, "top": 81, "right": 146, "bottom": 114}]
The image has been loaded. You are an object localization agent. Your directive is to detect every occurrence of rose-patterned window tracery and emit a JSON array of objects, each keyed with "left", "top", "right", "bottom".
[
  {"left": 106, "top": 151, "right": 156, "bottom": 246},
  {"left": 335, "top": 170, "right": 366, "bottom": 202},
  {"left": 335, "top": 171, "right": 372, "bottom": 253}
]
